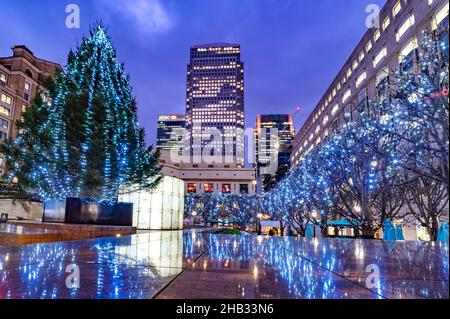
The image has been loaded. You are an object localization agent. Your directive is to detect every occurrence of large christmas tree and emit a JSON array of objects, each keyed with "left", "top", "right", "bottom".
[{"left": 0, "top": 26, "right": 161, "bottom": 201}]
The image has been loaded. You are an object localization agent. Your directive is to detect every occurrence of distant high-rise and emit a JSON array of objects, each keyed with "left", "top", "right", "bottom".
[
  {"left": 156, "top": 114, "right": 185, "bottom": 155},
  {"left": 254, "top": 114, "right": 295, "bottom": 191},
  {"left": 185, "top": 43, "right": 244, "bottom": 166}
]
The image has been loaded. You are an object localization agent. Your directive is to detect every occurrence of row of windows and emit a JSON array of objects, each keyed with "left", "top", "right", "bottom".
[
  {"left": 298, "top": 2, "right": 449, "bottom": 155},
  {"left": 187, "top": 183, "right": 249, "bottom": 194},
  {"left": 304, "top": 1, "right": 448, "bottom": 137}
]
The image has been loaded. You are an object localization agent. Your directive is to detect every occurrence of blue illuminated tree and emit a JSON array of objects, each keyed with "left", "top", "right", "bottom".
[{"left": 0, "top": 26, "right": 161, "bottom": 201}]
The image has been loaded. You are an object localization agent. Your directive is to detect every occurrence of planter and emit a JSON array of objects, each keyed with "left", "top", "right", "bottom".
[{"left": 43, "top": 198, "right": 133, "bottom": 226}]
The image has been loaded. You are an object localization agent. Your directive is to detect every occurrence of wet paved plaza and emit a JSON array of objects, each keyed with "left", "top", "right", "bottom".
[{"left": 0, "top": 230, "right": 448, "bottom": 299}]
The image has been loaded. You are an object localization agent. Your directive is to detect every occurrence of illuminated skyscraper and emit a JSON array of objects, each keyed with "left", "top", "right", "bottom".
[
  {"left": 254, "top": 114, "right": 295, "bottom": 191},
  {"left": 156, "top": 114, "right": 185, "bottom": 155},
  {"left": 185, "top": 43, "right": 244, "bottom": 166}
]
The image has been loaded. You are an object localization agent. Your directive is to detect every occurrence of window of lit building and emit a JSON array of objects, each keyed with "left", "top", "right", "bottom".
[
  {"left": 373, "top": 46, "right": 387, "bottom": 68},
  {"left": 393, "top": 1, "right": 402, "bottom": 17},
  {"left": 0, "top": 72, "right": 7, "bottom": 84},
  {"left": 0, "top": 106, "right": 10, "bottom": 117},
  {"left": 315, "top": 137, "right": 321, "bottom": 145},
  {"left": 432, "top": 1, "right": 449, "bottom": 30},
  {"left": 342, "top": 89, "right": 351, "bottom": 103},
  {"left": 315, "top": 125, "right": 321, "bottom": 134},
  {"left": 331, "top": 104, "right": 339, "bottom": 116},
  {"left": 399, "top": 38, "right": 418, "bottom": 71},
  {"left": 204, "top": 183, "right": 214, "bottom": 193},
  {"left": 346, "top": 68, "right": 352, "bottom": 78},
  {"left": 382, "top": 17, "right": 390, "bottom": 30},
  {"left": 1, "top": 93, "right": 13, "bottom": 105},
  {"left": 374, "top": 29, "right": 381, "bottom": 42},
  {"left": 359, "top": 51, "right": 365, "bottom": 62},
  {"left": 187, "top": 183, "right": 197, "bottom": 193},
  {"left": 222, "top": 184, "right": 231, "bottom": 193},
  {"left": 365, "top": 40, "right": 372, "bottom": 53},
  {"left": 356, "top": 72, "right": 367, "bottom": 88},
  {"left": 397, "top": 14, "right": 415, "bottom": 41}
]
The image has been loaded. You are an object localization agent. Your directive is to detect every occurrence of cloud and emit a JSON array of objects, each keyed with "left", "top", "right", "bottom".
[{"left": 100, "top": 0, "right": 174, "bottom": 37}]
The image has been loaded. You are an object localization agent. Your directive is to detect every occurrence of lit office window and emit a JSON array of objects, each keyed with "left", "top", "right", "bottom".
[
  {"left": 322, "top": 115, "right": 329, "bottom": 126},
  {"left": 356, "top": 72, "right": 367, "bottom": 88},
  {"left": 187, "top": 183, "right": 197, "bottom": 193},
  {"left": 373, "top": 46, "right": 387, "bottom": 68},
  {"left": 383, "top": 17, "right": 390, "bottom": 30},
  {"left": 366, "top": 41, "right": 372, "bottom": 52},
  {"left": 346, "top": 68, "right": 352, "bottom": 77},
  {"left": 1, "top": 93, "right": 13, "bottom": 105},
  {"left": 315, "top": 125, "right": 321, "bottom": 134},
  {"left": 376, "top": 67, "right": 389, "bottom": 85},
  {"left": 393, "top": 1, "right": 402, "bottom": 17},
  {"left": 396, "top": 14, "right": 415, "bottom": 41},
  {"left": 399, "top": 38, "right": 418, "bottom": 62},
  {"left": 221, "top": 184, "right": 231, "bottom": 194},
  {"left": 352, "top": 60, "right": 358, "bottom": 70},
  {"left": 0, "top": 106, "right": 10, "bottom": 117},
  {"left": 315, "top": 137, "right": 321, "bottom": 146},
  {"left": 331, "top": 104, "right": 339, "bottom": 116},
  {"left": 374, "top": 29, "right": 381, "bottom": 42},
  {"left": 0, "top": 72, "right": 7, "bottom": 84},
  {"left": 399, "top": 38, "right": 418, "bottom": 71},
  {"left": 359, "top": 51, "right": 365, "bottom": 62},
  {"left": 342, "top": 89, "right": 351, "bottom": 104},
  {"left": 431, "top": 2, "right": 449, "bottom": 30},
  {"left": 204, "top": 184, "right": 214, "bottom": 193}
]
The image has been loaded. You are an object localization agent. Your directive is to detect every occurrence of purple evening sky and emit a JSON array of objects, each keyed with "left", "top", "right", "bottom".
[{"left": 0, "top": 0, "right": 385, "bottom": 147}]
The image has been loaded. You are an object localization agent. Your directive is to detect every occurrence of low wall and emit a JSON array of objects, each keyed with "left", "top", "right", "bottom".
[
  {"left": 9, "top": 221, "right": 137, "bottom": 241},
  {"left": 0, "top": 200, "right": 43, "bottom": 221}
]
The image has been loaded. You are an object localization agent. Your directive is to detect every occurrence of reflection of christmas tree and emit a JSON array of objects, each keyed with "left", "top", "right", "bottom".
[{"left": 0, "top": 26, "right": 161, "bottom": 201}]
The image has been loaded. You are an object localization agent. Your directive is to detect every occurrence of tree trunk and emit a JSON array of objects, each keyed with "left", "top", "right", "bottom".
[
  {"left": 361, "top": 225, "right": 376, "bottom": 239},
  {"left": 430, "top": 214, "right": 439, "bottom": 241}
]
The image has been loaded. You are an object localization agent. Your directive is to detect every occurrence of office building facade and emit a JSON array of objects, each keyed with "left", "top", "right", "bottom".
[
  {"left": 185, "top": 43, "right": 245, "bottom": 166},
  {"left": 254, "top": 114, "right": 295, "bottom": 190},
  {"left": 158, "top": 150, "right": 256, "bottom": 195},
  {"left": 0, "top": 45, "right": 61, "bottom": 175},
  {"left": 291, "top": 0, "right": 449, "bottom": 168},
  {"left": 156, "top": 114, "right": 186, "bottom": 155}
]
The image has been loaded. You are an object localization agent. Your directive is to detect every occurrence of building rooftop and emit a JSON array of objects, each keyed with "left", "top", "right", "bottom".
[{"left": 191, "top": 42, "right": 240, "bottom": 49}]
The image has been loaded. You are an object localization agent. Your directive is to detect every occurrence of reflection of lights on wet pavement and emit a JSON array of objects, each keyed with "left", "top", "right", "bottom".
[{"left": 0, "top": 230, "right": 448, "bottom": 299}]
